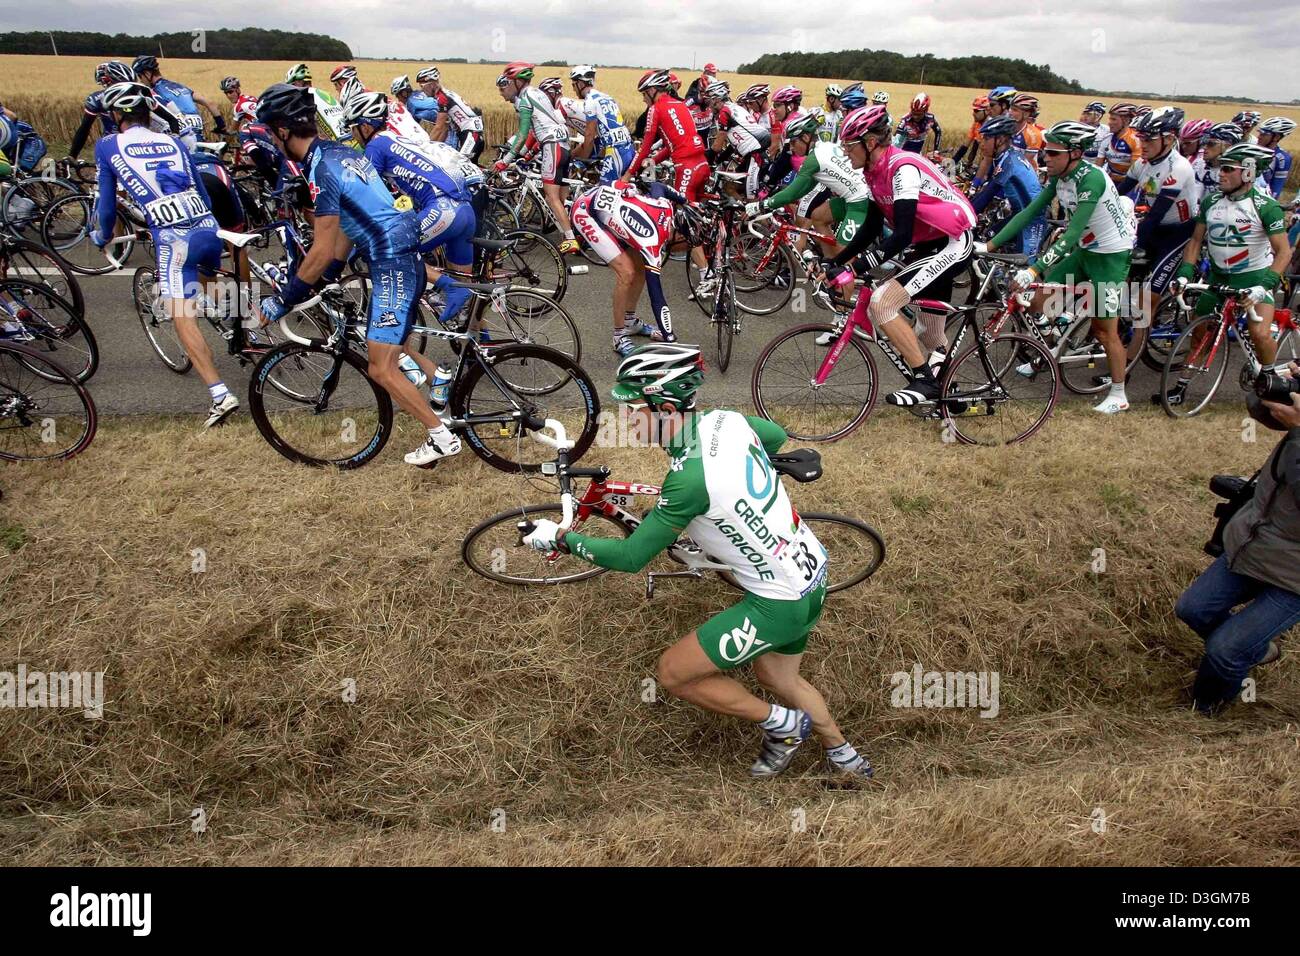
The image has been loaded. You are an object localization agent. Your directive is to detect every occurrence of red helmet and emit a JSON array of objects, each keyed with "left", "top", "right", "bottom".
[
  {"left": 839, "top": 104, "right": 891, "bottom": 142},
  {"left": 703, "top": 62, "right": 718, "bottom": 75},
  {"left": 501, "top": 61, "right": 535, "bottom": 81},
  {"left": 740, "top": 83, "right": 770, "bottom": 104},
  {"left": 668, "top": 72, "right": 681, "bottom": 88},
  {"left": 911, "top": 91, "right": 930, "bottom": 113},
  {"left": 972, "top": 95, "right": 990, "bottom": 111},
  {"left": 330, "top": 64, "right": 358, "bottom": 84}
]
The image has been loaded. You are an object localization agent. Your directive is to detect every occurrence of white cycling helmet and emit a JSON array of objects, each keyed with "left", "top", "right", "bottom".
[
  {"left": 570, "top": 64, "right": 596, "bottom": 83},
  {"left": 342, "top": 90, "right": 390, "bottom": 127},
  {"left": 1259, "top": 116, "right": 1296, "bottom": 138},
  {"left": 872, "top": 90, "right": 890, "bottom": 105},
  {"left": 338, "top": 77, "right": 365, "bottom": 106},
  {"left": 416, "top": 67, "right": 440, "bottom": 84},
  {"left": 391, "top": 75, "right": 412, "bottom": 97},
  {"left": 101, "top": 81, "right": 158, "bottom": 113}
]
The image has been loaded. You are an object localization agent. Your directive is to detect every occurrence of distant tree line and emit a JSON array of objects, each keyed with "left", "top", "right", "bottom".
[
  {"left": 0, "top": 28, "right": 351, "bottom": 60},
  {"left": 739, "top": 49, "right": 1086, "bottom": 94}
]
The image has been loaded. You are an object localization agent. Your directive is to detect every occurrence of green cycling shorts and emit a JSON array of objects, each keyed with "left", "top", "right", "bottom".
[
  {"left": 1195, "top": 267, "right": 1277, "bottom": 316},
  {"left": 1041, "top": 247, "right": 1131, "bottom": 319},
  {"left": 830, "top": 197, "right": 869, "bottom": 247},
  {"left": 696, "top": 580, "right": 827, "bottom": 671}
]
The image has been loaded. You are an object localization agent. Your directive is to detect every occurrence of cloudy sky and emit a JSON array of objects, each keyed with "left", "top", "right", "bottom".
[{"left": 4, "top": 0, "right": 1297, "bottom": 100}]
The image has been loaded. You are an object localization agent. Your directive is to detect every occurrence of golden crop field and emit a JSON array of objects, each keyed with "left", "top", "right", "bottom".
[{"left": 3, "top": 53, "right": 1295, "bottom": 160}]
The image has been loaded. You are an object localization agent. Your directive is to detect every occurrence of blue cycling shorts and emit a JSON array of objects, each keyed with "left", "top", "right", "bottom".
[
  {"left": 154, "top": 224, "right": 223, "bottom": 301},
  {"left": 1020, "top": 217, "right": 1047, "bottom": 258},
  {"left": 1139, "top": 221, "right": 1196, "bottom": 294},
  {"left": 366, "top": 254, "right": 427, "bottom": 346},
  {"left": 599, "top": 143, "right": 636, "bottom": 184},
  {"left": 418, "top": 198, "right": 477, "bottom": 266}
]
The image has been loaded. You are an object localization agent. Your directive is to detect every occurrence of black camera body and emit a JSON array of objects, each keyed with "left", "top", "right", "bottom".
[
  {"left": 1254, "top": 370, "right": 1300, "bottom": 403},
  {"left": 1204, "top": 474, "right": 1256, "bottom": 557}
]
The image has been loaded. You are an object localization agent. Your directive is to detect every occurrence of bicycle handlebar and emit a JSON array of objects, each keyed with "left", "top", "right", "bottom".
[{"left": 529, "top": 418, "right": 574, "bottom": 451}]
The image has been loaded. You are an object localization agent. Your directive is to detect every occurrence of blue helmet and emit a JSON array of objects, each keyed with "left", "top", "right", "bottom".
[
  {"left": 979, "top": 115, "right": 1017, "bottom": 139},
  {"left": 988, "top": 85, "right": 1018, "bottom": 105},
  {"left": 838, "top": 84, "right": 867, "bottom": 110}
]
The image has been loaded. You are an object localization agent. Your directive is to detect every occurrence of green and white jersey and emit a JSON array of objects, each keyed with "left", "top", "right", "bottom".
[
  {"left": 311, "top": 87, "right": 348, "bottom": 139},
  {"left": 766, "top": 141, "right": 870, "bottom": 211},
  {"left": 1197, "top": 188, "right": 1286, "bottom": 273},
  {"left": 515, "top": 86, "right": 569, "bottom": 144},
  {"left": 1053, "top": 159, "right": 1134, "bottom": 254},
  {"left": 653, "top": 410, "right": 827, "bottom": 600}
]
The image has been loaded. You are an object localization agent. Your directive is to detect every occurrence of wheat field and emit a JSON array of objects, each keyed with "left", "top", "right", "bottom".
[{"left": 2, "top": 53, "right": 1296, "bottom": 186}]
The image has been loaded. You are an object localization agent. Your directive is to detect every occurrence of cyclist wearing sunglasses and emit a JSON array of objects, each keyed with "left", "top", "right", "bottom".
[{"left": 987, "top": 121, "right": 1136, "bottom": 415}]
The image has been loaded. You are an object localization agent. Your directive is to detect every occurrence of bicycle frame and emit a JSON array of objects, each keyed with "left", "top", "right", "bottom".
[{"left": 814, "top": 284, "right": 956, "bottom": 386}]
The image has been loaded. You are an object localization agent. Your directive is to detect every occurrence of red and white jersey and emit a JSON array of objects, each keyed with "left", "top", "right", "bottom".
[
  {"left": 386, "top": 98, "right": 430, "bottom": 144},
  {"left": 715, "top": 102, "right": 768, "bottom": 155},
  {"left": 628, "top": 94, "right": 705, "bottom": 176},
  {"left": 571, "top": 181, "right": 675, "bottom": 266},
  {"left": 559, "top": 97, "right": 587, "bottom": 138},
  {"left": 864, "top": 145, "right": 975, "bottom": 242},
  {"left": 1128, "top": 148, "right": 1198, "bottom": 226}
]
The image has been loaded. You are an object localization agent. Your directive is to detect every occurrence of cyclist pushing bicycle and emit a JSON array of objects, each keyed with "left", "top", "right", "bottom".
[{"left": 521, "top": 342, "right": 875, "bottom": 778}]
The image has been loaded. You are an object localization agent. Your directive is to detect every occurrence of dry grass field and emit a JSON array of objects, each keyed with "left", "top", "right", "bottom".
[
  {"left": 1, "top": 53, "right": 1296, "bottom": 190},
  {"left": 2, "top": 406, "right": 1298, "bottom": 865}
]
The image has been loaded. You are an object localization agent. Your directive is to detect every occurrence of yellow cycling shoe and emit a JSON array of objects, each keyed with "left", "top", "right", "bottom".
[{"left": 558, "top": 238, "right": 580, "bottom": 255}]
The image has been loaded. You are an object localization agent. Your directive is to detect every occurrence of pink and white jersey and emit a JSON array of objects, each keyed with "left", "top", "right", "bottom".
[
  {"left": 865, "top": 145, "right": 975, "bottom": 241},
  {"left": 386, "top": 99, "right": 430, "bottom": 144}
]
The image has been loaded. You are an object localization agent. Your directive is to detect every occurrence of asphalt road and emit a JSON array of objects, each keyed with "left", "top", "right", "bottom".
[{"left": 46, "top": 249, "right": 1228, "bottom": 419}]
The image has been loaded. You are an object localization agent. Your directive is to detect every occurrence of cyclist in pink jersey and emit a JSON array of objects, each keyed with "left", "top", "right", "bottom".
[{"left": 822, "top": 105, "right": 976, "bottom": 407}]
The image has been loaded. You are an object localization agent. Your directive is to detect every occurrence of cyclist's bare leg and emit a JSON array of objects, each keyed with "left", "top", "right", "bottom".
[
  {"left": 656, "top": 631, "right": 771, "bottom": 721},
  {"left": 1248, "top": 301, "right": 1279, "bottom": 365},
  {"left": 609, "top": 251, "right": 642, "bottom": 335},
  {"left": 751, "top": 651, "right": 846, "bottom": 748},
  {"left": 871, "top": 278, "right": 928, "bottom": 366},
  {"left": 169, "top": 297, "right": 221, "bottom": 386},
  {"left": 366, "top": 339, "right": 442, "bottom": 429},
  {"left": 1091, "top": 317, "right": 1128, "bottom": 384},
  {"left": 542, "top": 182, "right": 571, "bottom": 236}
]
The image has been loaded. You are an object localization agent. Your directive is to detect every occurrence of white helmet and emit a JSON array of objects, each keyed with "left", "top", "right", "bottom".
[
  {"left": 1259, "top": 116, "right": 1296, "bottom": 138},
  {"left": 342, "top": 90, "right": 390, "bottom": 127},
  {"left": 101, "top": 81, "right": 158, "bottom": 113},
  {"left": 570, "top": 64, "right": 596, "bottom": 83},
  {"left": 338, "top": 77, "right": 365, "bottom": 106},
  {"left": 416, "top": 67, "right": 440, "bottom": 84},
  {"left": 872, "top": 90, "right": 890, "bottom": 105}
]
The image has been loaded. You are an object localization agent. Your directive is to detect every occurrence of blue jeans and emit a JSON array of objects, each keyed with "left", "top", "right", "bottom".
[{"left": 1175, "top": 554, "right": 1300, "bottom": 710}]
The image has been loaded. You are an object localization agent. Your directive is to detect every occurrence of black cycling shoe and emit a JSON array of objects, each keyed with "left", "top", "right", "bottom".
[
  {"left": 1152, "top": 385, "right": 1186, "bottom": 406},
  {"left": 885, "top": 377, "right": 941, "bottom": 407}
]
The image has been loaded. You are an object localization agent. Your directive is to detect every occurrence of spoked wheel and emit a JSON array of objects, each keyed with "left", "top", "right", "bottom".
[
  {"left": 941, "top": 332, "right": 1059, "bottom": 445},
  {"left": 719, "top": 512, "right": 886, "bottom": 594},
  {"left": 1, "top": 239, "right": 85, "bottom": 318},
  {"left": 133, "top": 267, "right": 192, "bottom": 374},
  {"left": 474, "top": 289, "right": 582, "bottom": 366},
  {"left": 1054, "top": 314, "right": 1145, "bottom": 395},
  {"left": 462, "top": 504, "right": 629, "bottom": 584},
  {"left": 497, "top": 229, "right": 568, "bottom": 303},
  {"left": 42, "top": 197, "right": 137, "bottom": 276},
  {"left": 0, "top": 279, "right": 98, "bottom": 383},
  {"left": 731, "top": 234, "right": 796, "bottom": 316},
  {"left": 1159, "top": 314, "right": 1231, "bottom": 418},
  {"left": 248, "top": 343, "right": 394, "bottom": 468},
  {"left": 452, "top": 343, "right": 599, "bottom": 473},
  {"left": 0, "top": 340, "right": 97, "bottom": 460},
  {"left": 1142, "top": 296, "right": 1193, "bottom": 371},
  {"left": 751, "top": 323, "right": 879, "bottom": 441},
  {"left": 711, "top": 271, "right": 737, "bottom": 372},
  {"left": 0, "top": 176, "right": 81, "bottom": 241}
]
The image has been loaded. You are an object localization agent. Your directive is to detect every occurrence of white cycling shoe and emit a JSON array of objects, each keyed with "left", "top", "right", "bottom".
[
  {"left": 1093, "top": 394, "right": 1130, "bottom": 415},
  {"left": 750, "top": 710, "right": 813, "bottom": 778},
  {"left": 404, "top": 429, "right": 462, "bottom": 467},
  {"left": 203, "top": 394, "right": 240, "bottom": 428},
  {"left": 690, "top": 276, "right": 719, "bottom": 300}
]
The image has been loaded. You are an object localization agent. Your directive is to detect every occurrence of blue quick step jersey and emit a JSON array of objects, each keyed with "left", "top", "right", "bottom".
[
  {"left": 1267, "top": 147, "right": 1293, "bottom": 198},
  {"left": 150, "top": 78, "right": 204, "bottom": 138},
  {"left": 364, "top": 131, "right": 473, "bottom": 209},
  {"left": 305, "top": 138, "right": 418, "bottom": 261},
  {"left": 406, "top": 92, "right": 441, "bottom": 124},
  {"left": 579, "top": 89, "right": 633, "bottom": 153},
  {"left": 92, "top": 125, "right": 216, "bottom": 236}
]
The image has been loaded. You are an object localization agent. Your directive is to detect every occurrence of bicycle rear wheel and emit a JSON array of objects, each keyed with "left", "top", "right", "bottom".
[
  {"left": 248, "top": 342, "right": 393, "bottom": 468},
  {"left": 1055, "top": 314, "right": 1144, "bottom": 395},
  {"left": 1, "top": 239, "right": 85, "bottom": 318},
  {"left": 452, "top": 343, "right": 599, "bottom": 473},
  {"left": 475, "top": 289, "right": 582, "bottom": 366},
  {"left": 0, "top": 279, "right": 98, "bottom": 383},
  {"left": 132, "top": 266, "right": 192, "bottom": 373},
  {"left": 941, "top": 332, "right": 1059, "bottom": 445},
  {"left": 462, "top": 504, "right": 628, "bottom": 584},
  {"left": 751, "top": 323, "right": 879, "bottom": 441},
  {"left": 42, "top": 196, "right": 137, "bottom": 276},
  {"left": 733, "top": 237, "right": 796, "bottom": 316},
  {"left": 1160, "top": 314, "right": 1230, "bottom": 418},
  {"left": 0, "top": 341, "right": 97, "bottom": 460},
  {"left": 499, "top": 229, "right": 568, "bottom": 303}
]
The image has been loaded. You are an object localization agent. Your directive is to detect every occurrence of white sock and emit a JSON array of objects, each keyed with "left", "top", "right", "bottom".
[
  {"left": 209, "top": 382, "right": 230, "bottom": 402},
  {"left": 759, "top": 704, "right": 797, "bottom": 734},
  {"left": 825, "top": 742, "right": 860, "bottom": 765},
  {"left": 1109, "top": 382, "right": 1127, "bottom": 400}
]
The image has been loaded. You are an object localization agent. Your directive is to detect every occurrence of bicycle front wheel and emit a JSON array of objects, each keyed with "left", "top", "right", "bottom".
[
  {"left": 0, "top": 341, "right": 97, "bottom": 460},
  {"left": 0, "top": 279, "right": 98, "bottom": 383},
  {"left": 941, "top": 332, "right": 1059, "bottom": 445},
  {"left": 733, "top": 237, "right": 796, "bottom": 316},
  {"left": 249, "top": 343, "right": 393, "bottom": 468},
  {"left": 751, "top": 323, "right": 878, "bottom": 441},
  {"left": 2, "top": 239, "right": 85, "bottom": 318},
  {"left": 1160, "top": 314, "right": 1230, "bottom": 418},
  {"left": 712, "top": 271, "right": 737, "bottom": 373},
  {"left": 452, "top": 343, "right": 599, "bottom": 473},
  {"left": 462, "top": 504, "right": 629, "bottom": 585},
  {"left": 475, "top": 288, "right": 582, "bottom": 366},
  {"left": 131, "top": 267, "right": 191, "bottom": 374},
  {"left": 500, "top": 228, "right": 568, "bottom": 302}
]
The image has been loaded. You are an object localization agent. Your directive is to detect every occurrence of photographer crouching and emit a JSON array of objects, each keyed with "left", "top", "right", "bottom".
[{"left": 1176, "top": 363, "right": 1300, "bottom": 714}]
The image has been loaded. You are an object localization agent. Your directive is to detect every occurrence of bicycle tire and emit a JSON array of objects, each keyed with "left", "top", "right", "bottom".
[
  {"left": 42, "top": 196, "right": 135, "bottom": 276},
  {"left": 452, "top": 343, "right": 600, "bottom": 473},
  {"left": 130, "top": 267, "right": 192, "bottom": 374},
  {"left": 1142, "top": 295, "right": 1193, "bottom": 372},
  {"left": 1, "top": 238, "right": 85, "bottom": 318},
  {"left": 461, "top": 504, "right": 629, "bottom": 585},
  {"left": 734, "top": 239, "right": 797, "bottom": 316},
  {"left": 248, "top": 342, "right": 394, "bottom": 468},
  {"left": 500, "top": 229, "right": 568, "bottom": 303},
  {"left": 0, "top": 279, "right": 99, "bottom": 383},
  {"left": 0, "top": 340, "right": 97, "bottom": 461},
  {"left": 713, "top": 271, "right": 736, "bottom": 373},
  {"left": 751, "top": 323, "right": 879, "bottom": 441},
  {"left": 941, "top": 332, "right": 1059, "bottom": 445},
  {"left": 1160, "top": 314, "right": 1231, "bottom": 419}
]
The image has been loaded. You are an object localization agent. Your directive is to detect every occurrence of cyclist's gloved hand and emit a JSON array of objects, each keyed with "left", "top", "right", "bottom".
[
  {"left": 522, "top": 518, "right": 563, "bottom": 552},
  {"left": 1010, "top": 267, "right": 1037, "bottom": 292},
  {"left": 492, "top": 160, "right": 510, "bottom": 173},
  {"left": 851, "top": 248, "right": 885, "bottom": 276},
  {"left": 744, "top": 200, "right": 763, "bottom": 218},
  {"left": 214, "top": 116, "right": 227, "bottom": 134},
  {"left": 1168, "top": 275, "right": 1189, "bottom": 298},
  {"left": 259, "top": 295, "right": 289, "bottom": 325},
  {"left": 1243, "top": 286, "right": 1271, "bottom": 311},
  {"left": 973, "top": 240, "right": 989, "bottom": 255}
]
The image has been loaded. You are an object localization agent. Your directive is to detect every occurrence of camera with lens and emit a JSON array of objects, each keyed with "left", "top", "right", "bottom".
[
  {"left": 1254, "top": 369, "right": 1300, "bottom": 402},
  {"left": 1204, "top": 474, "right": 1256, "bottom": 557}
]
